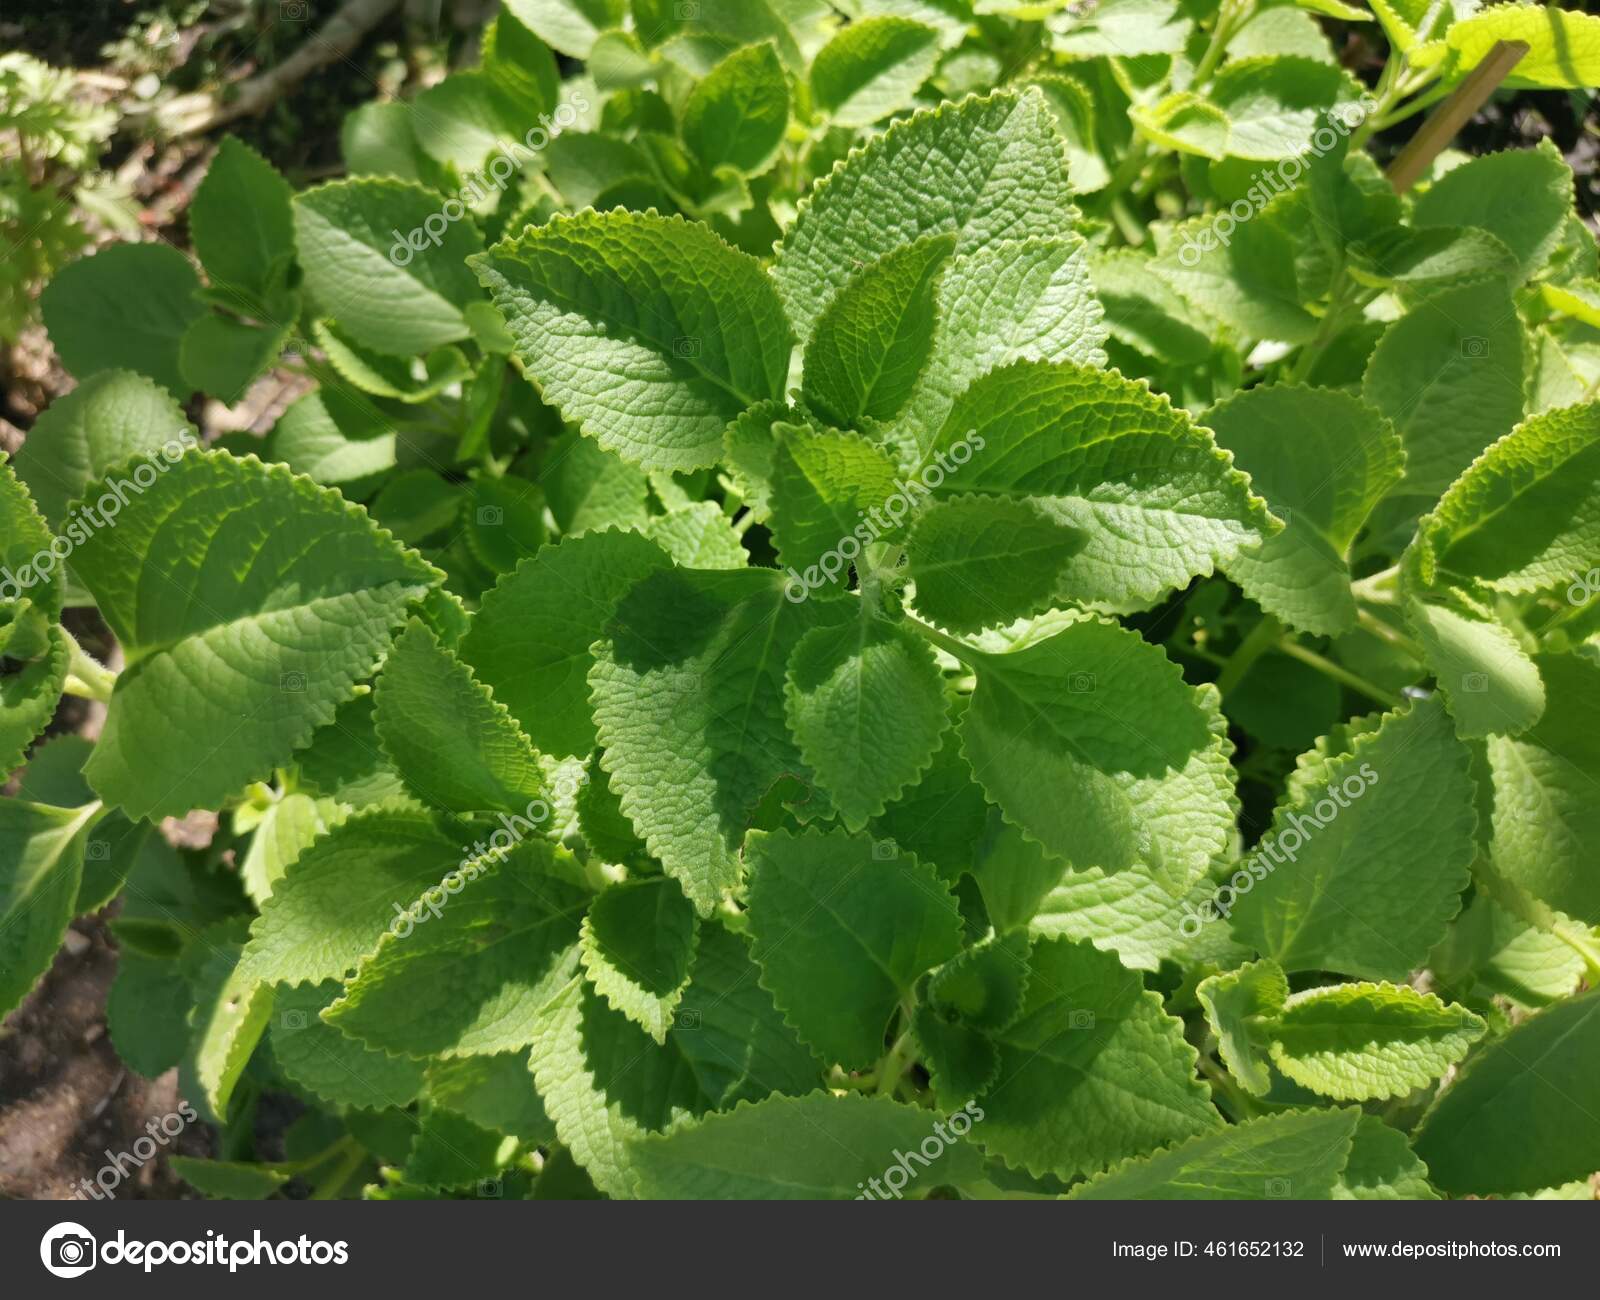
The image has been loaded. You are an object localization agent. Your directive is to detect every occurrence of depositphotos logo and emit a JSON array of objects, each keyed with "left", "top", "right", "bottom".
[{"left": 40, "top": 1222, "right": 349, "bottom": 1277}]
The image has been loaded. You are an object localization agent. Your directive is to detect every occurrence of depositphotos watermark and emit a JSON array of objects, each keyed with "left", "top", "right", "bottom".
[
  {"left": 1179, "top": 761, "right": 1378, "bottom": 936},
  {"left": 856, "top": 1100, "right": 984, "bottom": 1200},
  {"left": 784, "top": 432, "right": 986, "bottom": 603},
  {"left": 72, "top": 1102, "right": 197, "bottom": 1200},
  {"left": 0, "top": 432, "right": 197, "bottom": 602},
  {"left": 1175, "top": 98, "right": 1375, "bottom": 268},
  {"left": 387, "top": 768, "right": 587, "bottom": 939},
  {"left": 388, "top": 90, "right": 590, "bottom": 266},
  {"left": 41, "top": 1222, "right": 348, "bottom": 1277}
]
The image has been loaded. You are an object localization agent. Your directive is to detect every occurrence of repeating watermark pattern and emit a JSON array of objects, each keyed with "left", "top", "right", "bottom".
[
  {"left": 1175, "top": 99, "right": 1375, "bottom": 268},
  {"left": 855, "top": 1101, "right": 984, "bottom": 1200},
  {"left": 388, "top": 90, "right": 591, "bottom": 266},
  {"left": 41, "top": 1222, "right": 348, "bottom": 1276},
  {"left": 1179, "top": 762, "right": 1379, "bottom": 937},
  {"left": 0, "top": 432, "right": 197, "bottom": 603},
  {"left": 784, "top": 432, "right": 987, "bottom": 603},
  {"left": 72, "top": 1103, "right": 198, "bottom": 1200}
]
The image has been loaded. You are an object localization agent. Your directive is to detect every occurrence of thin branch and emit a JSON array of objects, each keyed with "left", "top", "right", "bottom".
[
  {"left": 1384, "top": 40, "right": 1529, "bottom": 193},
  {"left": 180, "top": 0, "right": 402, "bottom": 136}
]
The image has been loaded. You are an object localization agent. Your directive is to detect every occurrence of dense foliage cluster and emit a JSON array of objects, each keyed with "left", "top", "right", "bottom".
[{"left": 4, "top": 0, "right": 1600, "bottom": 1200}]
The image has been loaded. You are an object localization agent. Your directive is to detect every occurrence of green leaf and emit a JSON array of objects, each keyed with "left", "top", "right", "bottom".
[
  {"left": 41, "top": 243, "right": 205, "bottom": 394},
  {"left": 767, "top": 424, "right": 901, "bottom": 577},
  {"left": 238, "top": 791, "right": 344, "bottom": 906},
  {"left": 1050, "top": 0, "right": 1192, "bottom": 56},
  {"left": 1361, "top": 277, "right": 1527, "bottom": 499},
  {"left": 1403, "top": 593, "right": 1544, "bottom": 739},
  {"left": 425, "top": 1052, "right": 555, "bottom": 1145},
  {"left": 179, "top": 312, "right": 291, "bottom": 405},
  {"left": 189, "top": 136, "right": 295, "bottom": 305},
  {"left": 911, "top": 1006, "right": 999, "bottom": 1109},
  {"left": 1410, "top": 141, "right": 1573, "bottom": 283},
  {"left": 459, "top": 529, "right": 673, "bottom": 759},
  {"left": 0, "top": 451, "right": 63, "bottom": 626},
  {"left": 644, "top": 502, "right": 748, "bottom": 569},
  {"left": 1484, "top": 653, "right": 1600, "bottom": 924},
  {"left": 106, "top": 953, "right": 193, "bottom": 1079},
  {"left": 801, "top": 234, "right": 955, "bottom": 428},
  {"left": 540, "top": 430, "right": 651, "bottom": 536},
  {"left": 1230, "top": 696, "right": 1476, "bottom": 980},
  {"left": 293, "top": 178, "right": 485, "bottom": 357},
  {"left": 1197, "top": 958, "right": 1288, "bottom": 1097},
  {"left": 325, "top": 846, "right": 588, "bottom": 1057},
  {"left": 628, "top": 1092, "right": 983, "bottom": 1199},
  {"left": 886, "top": 237, "right": 1108, "bottom": 458},
  {"left": 579, "top": 875, "right": 699, "bottom": 1042},
  {"left": 1415, "top": 400, "right": 1600, "bottom": 600},
  {"left": 1333, "top": 1115, "right": 1438, "bottom": 1200},
  {"left": 783, "top": 619, "right": 949, "bottom": 830},
  {"left": 869, "top": 706, "right": 990, "bottom": 882},
  {"left": 0, "top": 799, "right": 99, "bottom": 1017},
  {"left": 182, "top": 918, "right": 275, "bottom": 1122},
  {"left": 411, "top": 71, "right": 522, "bottom": 173},
  {"left": 811, "top": 17, "right": 942, "bottom": 128},
  {"left": 1413, "top": 988, "right": 1600, "bottom": 1195},
  {"left": 169, "top": 1157, "right": 290, "bottom": 1200},
  {"left": 774, "top": 90, "right": 1078, "bottom": 345},
  {"left": 403, "top": 1107, "right": 508, "bottom": 1189},
  {"left": 590, "top": 568, "right": 848, "bottom": 913},
  {"left": 1153, "top": 209, "right": 1317, "bottom": 344},
  {"left": 501, "top": 0, "right": 626, "bottom": 58},
  {"left": 681, "top": 42, "right": 790, "bottom": 175},
  {"left": 270, "top": 979, "right": 427, "bottom": 1111},
  {"left": 1206, "top": 56, "right": 1359, "bottom": 161},
  {"left": 12, "top": 370, "right": 196, "bottom": 532},
  {"left": 311, "top": 319, "right": 470, "bottom": 405},
  {"left": 266, "top": 386, "right": 397, "bottom": 493},
  {"left": 926, "top": 361, "right": 1277, "bottom": 609},
  {"left": 1432, "top": 893, "right": 1583, "bottom": 1009},
  {"left": 975, "top": 935, "right": 1220, "bottom": 1180},
  {"left": 375, "top": 619, "right": 546, "bottom": 815},
  {"left": 1416, "top": 4, "right": 1600, "bottom": 90},
  {"left": 960, "top": 616, "right": 1237, "bottom": 893},
  {"left": 528, "top": 923, "right": 822, "bottom": 1197},
  {"left": 1068, "top": 1108, "right": 1359, "bottom": 1200},
  {"left": 1267, "top": 982, "right": 1486, "bottom": 1101},
  {"left": 746, "top": 827, "right": 962, "bottom": 1069},
  {"left": 473, "top": 210, "right": 793, "bottom": 472},
  {"left": 1130, "top": 92, "right": 1232, "bottom": 160},
  {"left": 1208, "top": 385, "right": 1404, "bottom": 636},
  {"left": 243, "top": 808, "right": 467, "bottom": 986},
  {"left": 72, "top": 451, "right": 435, "bottom": 820},
  {"left": 908, "top": 495, "right": 1084, "bottom": 633}
]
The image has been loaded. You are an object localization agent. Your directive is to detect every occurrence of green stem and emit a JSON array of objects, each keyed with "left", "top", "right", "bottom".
[
  {"left": 1198, "top": 1056, "right": 1260, "bottom": 1121},
  {"left": 61, "top": 627, "right": 116, "bottom": 703},
  {"left": 1276, "top": 638, "right": 1402, "bottom": 707},
  {"left": 905, "top": 614, "right": 977, "bottom": 665},
  {"left": 1215, "top": 614, "right": 1282, "bottom": 697},
  {"left": 1191, "top": 0, "right": 1253, "bottom": 87},
  {"left": 309, "top": 1141, "right": 367, "bottom": 1200},
  {"left": 1356, "top": 607, "right": 1425, "bottom": 660},
  {"left": 875, "top": 1004, "right": 919, "bottom": 1098}
]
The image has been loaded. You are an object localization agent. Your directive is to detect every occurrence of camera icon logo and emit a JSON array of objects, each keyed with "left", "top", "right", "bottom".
[
  {"left": 477, "top": 505, "right": 504, "bottom": 526},
  {"left": 41, "top": 1222, "right": 97, "bottom": 1278},
  {"left": 673, "top": 335, "right": 701, "bottom": 358},
  {"left": 1461, "top": 672, "right": 1489, "bottom": 693},
  {"left": 872, "top": 839, "right": 897, "bottom": 861},
  {"left": 85, "top": 839, "right": 111, "bottom": 862},
  {"left": 1067, "top": 671, "right": 1096, "bottom": 694},
  {"left": 280, "top": 671, "right": 307, "bottom": 693},
  {"left": 1067, "top": 1009, "right": 1096, "bottom": 1029},
  {"left": 1461, "top": 336, "right": 1489, "bottom": 358},
  {"left": 1265, "top": 1177, "right": 1292, "bottom": 1198}
]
